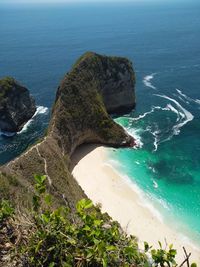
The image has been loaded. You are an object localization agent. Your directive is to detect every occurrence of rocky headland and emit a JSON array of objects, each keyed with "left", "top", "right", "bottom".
[
  {"left": 0, "top": 77, "right": 36, "bottom": 133},
  {"left": 0, "top": 53, "right": 199, "bottom": 266},
  {"left": 0, "top": 52, "right": 136, "bottom": 211}
]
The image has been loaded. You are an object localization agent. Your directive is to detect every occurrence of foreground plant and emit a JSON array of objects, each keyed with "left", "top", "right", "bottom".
[
  {"left": 9, "top": 175, "right": 196, "bottom": 267},
  {"left": 22, "top": 175, "right": 148, "bottom": 266},
  {"left": 0, "top": 199, "right": 14, "bottom": 223}
]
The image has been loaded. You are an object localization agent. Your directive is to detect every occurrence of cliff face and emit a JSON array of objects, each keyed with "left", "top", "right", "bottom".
[
  {"left": 72, "top": 52, "right": 136, "bottom": 113},
  {"left": 50, "top": 52, "right": 136, "bottom": 156},
  {"left": 0, "top": 52, "right": 136, "bottom": 210},
  {"left": 0, "top": 77, "right": 36, "bottom": 132}
]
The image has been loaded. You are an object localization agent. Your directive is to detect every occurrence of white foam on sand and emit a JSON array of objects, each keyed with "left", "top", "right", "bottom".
[
  {"left": 118, "top": 173, "right": 164, "bottom": 223},
  {"left": 71, "top": 145, "right": 200, "bottom": 264}
]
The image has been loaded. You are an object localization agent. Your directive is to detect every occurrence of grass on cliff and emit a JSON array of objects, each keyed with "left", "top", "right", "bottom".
[
  {"left": 0, "top": 77, "right": 15, "bottom": 95},
  {"left": 0, "top": 175, "right": 197, "bottom": 267}
]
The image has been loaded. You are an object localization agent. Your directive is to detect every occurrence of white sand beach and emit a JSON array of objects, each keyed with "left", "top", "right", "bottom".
[{"left": 71, "top": 145, "right": 200, "bottom": 265}]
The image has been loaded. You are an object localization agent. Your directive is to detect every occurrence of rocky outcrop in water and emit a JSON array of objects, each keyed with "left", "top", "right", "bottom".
[
  {"left": 0, "top": 77, "right": 36, "bottom": 132},
  {"left": 0, "top": 52, "right": 136, "bottom": 211}
]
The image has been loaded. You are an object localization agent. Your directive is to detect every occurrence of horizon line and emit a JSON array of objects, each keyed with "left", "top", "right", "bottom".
[{"left": 0, "top": 0, "right": 188, "bottom": 5}]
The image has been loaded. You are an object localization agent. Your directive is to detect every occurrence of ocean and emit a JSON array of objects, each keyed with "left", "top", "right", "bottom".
[{"left": 1, "top": 0, "right": 200, "bottom": 246}]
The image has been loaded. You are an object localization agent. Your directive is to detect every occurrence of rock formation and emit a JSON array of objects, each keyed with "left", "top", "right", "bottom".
[
  {"left": 0, "top": 52, "right": 136, "bottom": 211},
  {"left": 71, "top": 52, "right": 136, "bottom": 114},
  {"left": 0, "top": 77, "right": 36, "bottom": 133}
]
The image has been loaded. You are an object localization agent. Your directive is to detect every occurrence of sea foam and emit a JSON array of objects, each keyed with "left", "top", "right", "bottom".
[
  {"left": 176, "top": 88, "right": 200, "bottom": 108},
  {"left": 0, "top": 131, "right": 16, "bottom": 137},
  {"left": 195, "top": 99, "right": 200, "bottom": 104},
  {"left": 143, "top": 73, "right": 157, "bottom": 90},
  {"left": 105, "top": 160, "right": 164, "bottom": 222},
  {"left": 132, "top": 105, "right": 170, "bottom": 122},
  {"left": 127, "top": 127, "right": 144, "bottom": 149},
  {"left": 154, "top": 94, "right": 194, "bottom": 136},
  {"left": 18, "top": 106, "right": 49, "bottom": 134}
]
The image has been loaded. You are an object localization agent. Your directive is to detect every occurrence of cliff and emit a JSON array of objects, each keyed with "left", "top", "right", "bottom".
[
  {"left": 0, "top": 52, "right": 136, "bottom": 211},
  {"left": 0, "top": 77, "right": 36, "bottom": 132},
  {"left": 72, "top": 52, "right": 136, "bottom": 113}
]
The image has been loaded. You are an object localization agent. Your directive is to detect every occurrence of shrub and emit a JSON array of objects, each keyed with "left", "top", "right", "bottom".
[
  {"left": 18, "top": 175, "right": 197, "bottom": 267},
  {"left": 0, "top": 199, "right": 14, "bottom": 223}
]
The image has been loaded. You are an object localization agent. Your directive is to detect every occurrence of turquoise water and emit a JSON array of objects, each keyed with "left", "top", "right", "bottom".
[
  {"left": 1, "top": 0, "right": 200, "bottom": 244},
  {"left": 109, "top": 86, "right": 200, "bottom": 244}
]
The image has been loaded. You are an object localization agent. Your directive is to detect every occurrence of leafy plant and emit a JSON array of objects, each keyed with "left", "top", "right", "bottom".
[
  {"left": 149, "top": 242, "right": 177, "bottom": 267},
  {"left": 18, "top": 175, "right": 196, "bottom": 267},
  {"left": 0, "top": 199, "right": 14, "bottom": 223},
  {"left": 22, "top": 175, "right": 148, "bottom": 266}
]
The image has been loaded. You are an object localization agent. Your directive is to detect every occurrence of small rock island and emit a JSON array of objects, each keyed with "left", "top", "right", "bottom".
[{"left": 0, "top": 77, "right": 36, "bottom": 133}]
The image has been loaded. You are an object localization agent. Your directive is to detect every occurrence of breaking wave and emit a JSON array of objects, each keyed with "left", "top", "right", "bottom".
[
  {"left": 132, "top": 106, "right": 168, "bottom": 122},
  {"left": 18, "top": 106, "right": 48, "bottom": 134},
  {"left": 154, "top": 94, "right": 194, "bottom": 136},
  {"left": 0, "top": 131, "right": 15, "bottom": 137},
  {"left": 126, "top": 127, "right": 144, "bottom": 149},
  {"left": 108, "top": 169, "right": 164, "bottom": 222},
  {"left": 176, "top": 89, "right": 200, "bottom": 107},
  {"left": 127, "top": 92, "right": 194, "bottom": 151},
  {"left": 143, "top": 73, "right": 157, "bottom": 90}
]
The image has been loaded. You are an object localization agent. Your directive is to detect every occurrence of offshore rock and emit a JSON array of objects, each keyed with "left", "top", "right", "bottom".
[{"left": 0, "top": 77, "right": 36, "bottom": 132}]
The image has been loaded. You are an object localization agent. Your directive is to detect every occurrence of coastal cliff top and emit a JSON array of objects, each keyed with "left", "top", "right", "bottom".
[
  {"left": 0, "top": 51, "right": 136, "bottom": 209},
  {"left": 0, "top": 77, "right": 25, "bottom": 106},
  {"left": 50, "top": 51, "right": 136, "bottom": 155}
]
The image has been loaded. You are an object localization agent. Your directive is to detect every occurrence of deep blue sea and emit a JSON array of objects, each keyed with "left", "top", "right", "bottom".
[{"left": 1, "top": 0, "right": 200, "bottom": 246}]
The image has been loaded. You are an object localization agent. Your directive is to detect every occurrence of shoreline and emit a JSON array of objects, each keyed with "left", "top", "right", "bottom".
[{"left": 71, "top": 145, "right": 200, "bottom": 264}]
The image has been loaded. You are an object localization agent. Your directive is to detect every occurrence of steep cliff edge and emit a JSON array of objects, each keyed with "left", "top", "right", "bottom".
[
  {"left": 0, "top": 52, "right": 136, "bottom": 210},
  {"left": 72, "top": 52, "right": 136, "bottom": 113},
  {"left": 0, "top": 77, "right": 36, "bottom": 132},
  {"left": 49, "top": 52, "right": 136, "bottom": 156}
]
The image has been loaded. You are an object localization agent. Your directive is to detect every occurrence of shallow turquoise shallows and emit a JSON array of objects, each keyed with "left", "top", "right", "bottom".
[{"left": 0, "top": 0, "right": 200, "bottom": 245}]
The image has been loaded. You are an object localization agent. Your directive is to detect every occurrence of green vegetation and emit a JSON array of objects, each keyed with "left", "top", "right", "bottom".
[
  {"left": 51, "top": 52, "right": 131, "bottom": 154},
  {"left": 0, "top": 77, "right": 15, "bottom": 91},
  {"left": 23, "top": 175, "right": 148, "bottom": 266},
  {"left": 0, "top": 77, "right": 15, "bottom": 100},
  {"left": 0, "top": 53, "right": 197, "bottom": 266},
  {"left": 0, "top": 175, "right": 198, "bottom": 266},
  {"left": 0, "top": 199, "right": 14, "bottom": 223}
]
